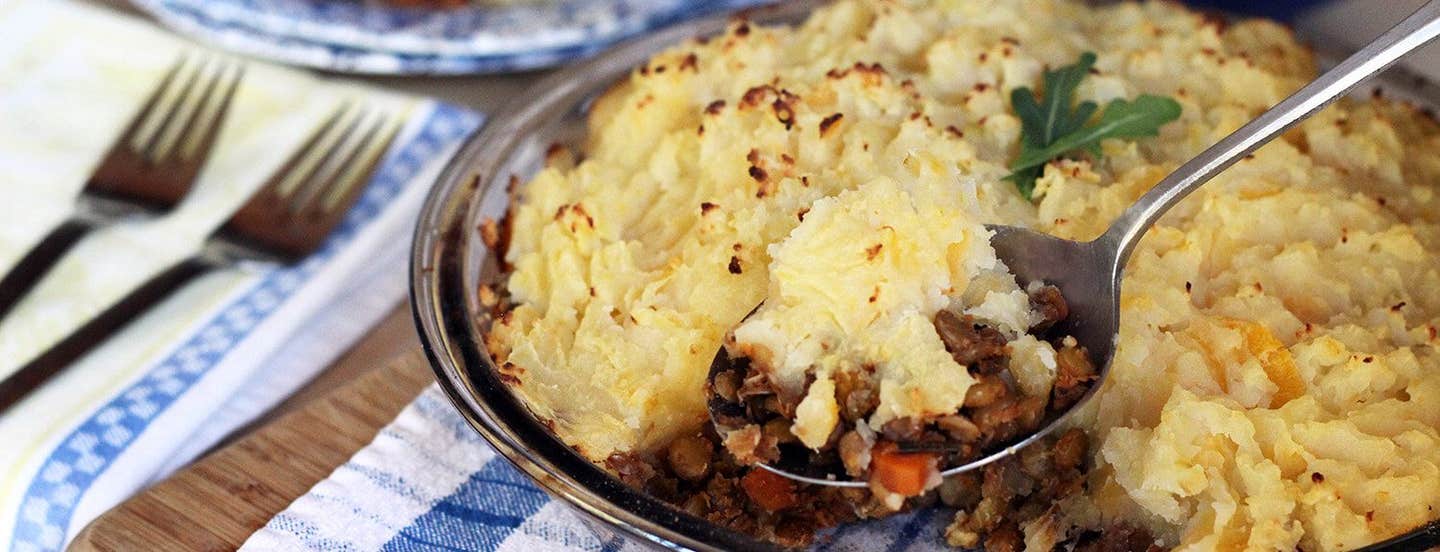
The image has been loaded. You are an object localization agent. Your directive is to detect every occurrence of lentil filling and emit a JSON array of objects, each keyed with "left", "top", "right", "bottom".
[{"left": 710, "top": 284, "right": 1096, "bottom": 501}]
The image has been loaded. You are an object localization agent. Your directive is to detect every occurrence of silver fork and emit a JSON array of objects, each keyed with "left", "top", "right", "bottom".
[
  {"left": 0, "top": 102, "right": 405, "bottom": 408},
  {"left": 0, "top": 54, "right": 244, "bottom": 319}
]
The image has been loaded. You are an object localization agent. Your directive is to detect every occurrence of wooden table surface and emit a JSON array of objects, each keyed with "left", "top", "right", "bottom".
[{"left": 69, "top": 306, "right": 435, "bottom": 551}]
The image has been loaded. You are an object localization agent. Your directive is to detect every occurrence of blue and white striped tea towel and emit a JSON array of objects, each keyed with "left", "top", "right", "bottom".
[
  {"left": 243, "top": 384, "right": 957, "bottom": 552},
  {"left": 0, "top": 2, "right": 482, "bottom": 550}
]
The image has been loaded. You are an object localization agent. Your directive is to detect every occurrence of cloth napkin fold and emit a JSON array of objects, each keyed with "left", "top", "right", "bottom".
[{"left": 0, "top": 2, "right": 481, "bottom": 550}]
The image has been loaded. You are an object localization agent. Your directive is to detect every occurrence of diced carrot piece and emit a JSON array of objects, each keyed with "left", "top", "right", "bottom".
[
  {"left": 869, "top": 441, "right": 936, "bottom": 497},
  {"left": 741, "top": 469, "right": 798, "bottom": 512},
  {"left": 1223, "top": 319, "right": 1305, "bottom": 407}
]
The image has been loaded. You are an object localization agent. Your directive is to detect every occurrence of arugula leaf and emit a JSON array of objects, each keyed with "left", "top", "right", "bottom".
[
  {"left": 1011, "top": 94, "right": 1182, "bottom": 171},
  {"left": 1011, "top": 87, "right": 1047, "bottom": 148},
  {"left": 1006, "top": 52, "right": 1181, "bottom": 200},
  {"left": 1007, "top": 88, "right": 1048, "bottom": 199},
  {"left": 1037, "top": 52, "right": 1096, "bottom": 144}
]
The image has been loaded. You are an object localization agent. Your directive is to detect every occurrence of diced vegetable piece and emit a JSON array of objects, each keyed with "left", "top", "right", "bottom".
[
  {"left": 741, "top": 468, "right": 798, "bottom": 512},
  {"left": 869, "top": 441, "right": 938, "bottom": 497}
]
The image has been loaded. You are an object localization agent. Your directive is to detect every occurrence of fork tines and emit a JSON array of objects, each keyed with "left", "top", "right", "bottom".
[
  {"left": 224, "top": 101, "right": 404, "bottom": 260},
  {"left": 132, "top": 54, "right": 244, "bottom": 165},
  {"left": 279, "top": 103, "right": 403, "bottom": 216},
  {"left": 89, "top": 53, "right": 245, "bottom": 208}
]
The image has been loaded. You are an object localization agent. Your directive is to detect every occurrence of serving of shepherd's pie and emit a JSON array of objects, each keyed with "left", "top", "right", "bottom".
[{"left": 480, "top": 0, "right": 1440, "bottom": 549}]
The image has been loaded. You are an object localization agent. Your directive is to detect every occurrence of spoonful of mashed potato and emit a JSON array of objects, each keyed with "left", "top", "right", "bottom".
[{"left": 705, "top": 173, "right": 1095, "bottom": 507}]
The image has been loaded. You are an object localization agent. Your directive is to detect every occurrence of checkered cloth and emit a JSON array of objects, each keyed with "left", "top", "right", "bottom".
[{"left": 241, "top": 385, "right": 958, "bottom": 551}]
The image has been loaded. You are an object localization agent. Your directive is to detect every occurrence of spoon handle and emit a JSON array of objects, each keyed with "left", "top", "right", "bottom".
[{"left": 1100, "top": 0, "right": 1440, "bottom": 264}]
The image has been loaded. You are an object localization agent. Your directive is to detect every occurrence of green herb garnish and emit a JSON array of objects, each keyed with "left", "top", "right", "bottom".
[{"left": 1007, "top": 52, "right": 1182, "bottom": 200}]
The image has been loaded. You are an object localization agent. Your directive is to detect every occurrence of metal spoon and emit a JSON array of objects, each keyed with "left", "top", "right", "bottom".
[{"left": 707, "top": 0, "right": 1440, "bottom": 488}]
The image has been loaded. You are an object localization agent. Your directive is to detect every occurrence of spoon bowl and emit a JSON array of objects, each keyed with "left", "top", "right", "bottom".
[
  {"left": 706, "top": 0, "right": 1440, "bottom": 488},
  {"left": 985, "top": 225, "right": 1120, "bottom": 384}
]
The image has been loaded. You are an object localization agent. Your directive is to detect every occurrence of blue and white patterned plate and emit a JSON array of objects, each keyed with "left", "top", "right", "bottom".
[{"left": 129, "top": 0, "right": 772, "bottom": 75}]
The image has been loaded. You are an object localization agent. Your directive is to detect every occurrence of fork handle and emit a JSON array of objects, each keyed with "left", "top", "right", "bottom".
[
  {"left": 0, "top": 194, "right": 168, "bottom": 322},
  {"left": 0, "top": 257, "right": 211, "bottom": 411},
  {"left": 0, "top": 219, "right": 93, "bottom": 322},
  {"left": 1099, "top": 0, "right": 1440, "bottom": 264}
]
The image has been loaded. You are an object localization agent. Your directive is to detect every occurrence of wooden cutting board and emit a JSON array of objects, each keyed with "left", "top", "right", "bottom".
[{"left": 69, "top": 307, "right": 433, "bottom": 551}]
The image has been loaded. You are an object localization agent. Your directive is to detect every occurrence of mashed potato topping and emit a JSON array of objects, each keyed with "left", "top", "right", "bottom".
[
  {"left": 729, "top": 174, "right": 1042, "bottom": 447},
  {"left": 488, "top": 0, "right": 1440, "bottom": 549}
]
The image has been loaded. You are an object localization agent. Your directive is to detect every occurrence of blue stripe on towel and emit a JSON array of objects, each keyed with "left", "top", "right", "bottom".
[
  {"left": 893, "top": 508, "right": 950, "bottom": 551},
  {"left": 380, "top": 460, "right": 549, "bottom": 552},
  {"left": 269, "top": 511, "right": 364, "bottom": 552},
  {"left": 8, "top": 103, "right": 482, "bottom": 552}
]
